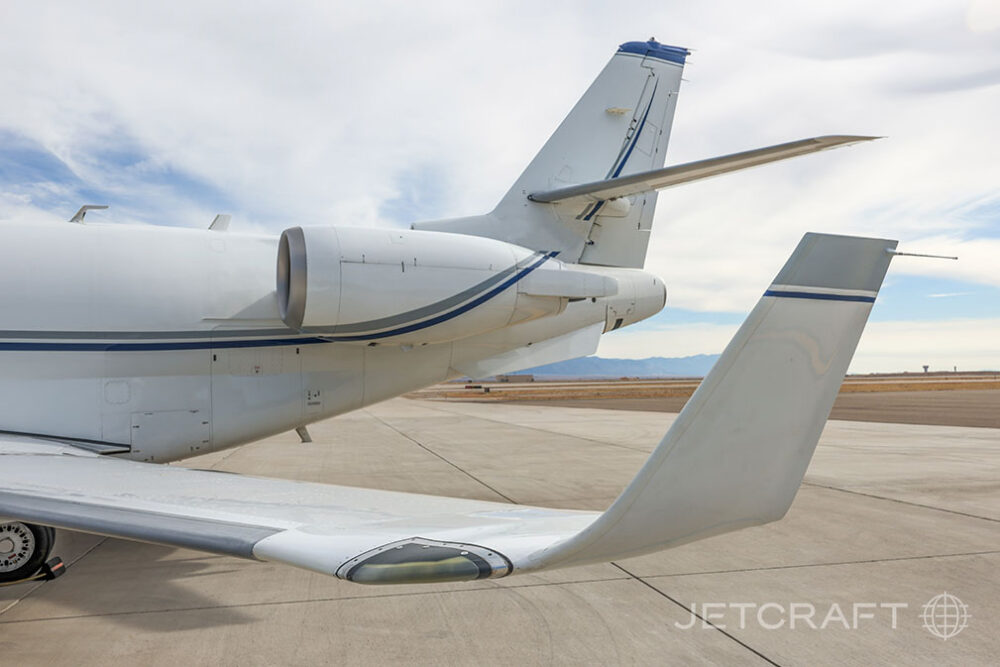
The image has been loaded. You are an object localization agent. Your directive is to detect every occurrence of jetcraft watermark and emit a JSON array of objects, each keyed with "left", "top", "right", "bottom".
[
  {"left": 921, "top": 592, "right": 971, "bottom": 640},
  {"left": 675, "top": 593, "right": 969, "bottom": 639},
  {"left": 675, "top": 601, "right": 908, "bottom": 631}
]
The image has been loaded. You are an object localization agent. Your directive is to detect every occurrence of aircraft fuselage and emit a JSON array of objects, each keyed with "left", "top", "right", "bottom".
[{"left": 0, "top": 221, "right": 665, "bottom": 462}]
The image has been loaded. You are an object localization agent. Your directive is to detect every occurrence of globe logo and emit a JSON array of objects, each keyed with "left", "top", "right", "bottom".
[{"left": 921, "top": 592, "right": 970, "bottom": 640}]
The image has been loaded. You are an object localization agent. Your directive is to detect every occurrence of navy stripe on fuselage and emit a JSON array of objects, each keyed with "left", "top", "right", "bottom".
[
  {"left": 0, "top": 252, "right": 559, "bottom": 351},
  {"left": 324, "top": 251, "right": 555, "bottom": 342},
  {"left": 0, "top": 328, "right": 295, "bottom": 340},
  {"left": 0, "top": 337, "right": 331, "bottom": 352},
  {"left": 309, "top": 254, "right": 529, "bottom": 335},
  {"left": 0, "top": 253, "right": 543, "bottom": 342},
  {"left": 764, "top": 290, "right": 876, "bottom": 303}
]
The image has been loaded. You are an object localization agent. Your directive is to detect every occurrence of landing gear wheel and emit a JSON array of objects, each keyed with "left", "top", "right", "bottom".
[{"left": 0, "top": 522, "right": 54, "bottom": 583}]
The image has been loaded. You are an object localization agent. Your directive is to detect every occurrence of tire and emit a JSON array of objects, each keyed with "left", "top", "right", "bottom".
[{"left": 0, "top": 522, "right": 54, "bottom": 583}]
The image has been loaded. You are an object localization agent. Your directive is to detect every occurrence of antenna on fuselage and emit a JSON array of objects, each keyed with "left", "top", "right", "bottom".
[
  {"left": 209, "top": 214, "right": 232, "bottom": 231},
  {"left": 69, "top": 205, "right": 109, "bottom": 223}
]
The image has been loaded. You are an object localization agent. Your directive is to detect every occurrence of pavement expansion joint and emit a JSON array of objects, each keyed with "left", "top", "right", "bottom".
[
  {"left": 411, "top": 401, "right": 654, "bottom": 453},
  {"left": 0, "top": 573, "right": 634, "bottom": 625},
  {"left": 364, "top": 409, "right": 519, "bottom": 503},
  {"left": 803, "top": 481, "right": 1000, "bottom": 523},
  {"left": 0, "top": 536, "right": 109, "bottom": 617},
  {"left": 611, "top": 562, "right": 782, "bottom": 667},
  {"left": 645, "top": 549, "right": 1000, "bottom": 580}
]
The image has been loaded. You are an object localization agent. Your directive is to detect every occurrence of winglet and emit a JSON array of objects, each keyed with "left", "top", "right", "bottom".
[{"left": 523, "top": 232, "right": 897, "bottom": 570}]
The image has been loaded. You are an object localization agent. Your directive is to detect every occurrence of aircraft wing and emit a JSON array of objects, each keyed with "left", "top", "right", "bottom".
[
  {"left": 0, "top": 437, "right": 596, "bottom": 581},
  {"left": 0, "top": 233, "right": 897, "bottom": 584},
  {"left": 528, "top": 136, "right": 878, "bottom": 206}
]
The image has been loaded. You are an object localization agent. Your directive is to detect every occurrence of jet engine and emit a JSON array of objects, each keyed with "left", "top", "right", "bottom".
[{"left": 276, "top": 226, "right": 616, "bottom": 346}]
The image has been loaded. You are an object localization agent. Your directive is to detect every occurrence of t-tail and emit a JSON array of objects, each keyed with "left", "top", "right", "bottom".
[{"left": 415, "top": 40, "right": 878, "bottom": 269}]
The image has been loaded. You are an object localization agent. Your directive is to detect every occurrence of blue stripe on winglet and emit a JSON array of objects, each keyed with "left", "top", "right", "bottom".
[{"left": 764, "top": 290, "right": 876, "bottom": 303}]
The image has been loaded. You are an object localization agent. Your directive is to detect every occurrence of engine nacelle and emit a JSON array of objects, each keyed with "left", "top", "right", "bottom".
[
  {"left": 609, "top": 269, "right": 666, "bottom": 331},
  {"left": 277, "top": 226, "right": 602, "bottom": 345},
  {"left": 581, "top": 266, "right": 667, "bottom": 332}
]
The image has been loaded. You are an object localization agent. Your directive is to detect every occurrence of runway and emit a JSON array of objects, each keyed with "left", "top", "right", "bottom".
[{"left": 2, "top": 398, "right": 998, "bottom": 665}]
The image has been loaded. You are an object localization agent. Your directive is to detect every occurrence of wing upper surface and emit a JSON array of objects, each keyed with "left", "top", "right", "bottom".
[{"left": 0, "top": 435, "right": 596, "bottom": 577}]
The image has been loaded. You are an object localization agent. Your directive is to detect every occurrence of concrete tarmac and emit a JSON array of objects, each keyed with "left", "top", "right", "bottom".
[
  {"left": 507, "top": 388, "right": 1000, "bottom": 429},
  {"left": 2, "top": 399, "right": 998, "bottom": 665}
]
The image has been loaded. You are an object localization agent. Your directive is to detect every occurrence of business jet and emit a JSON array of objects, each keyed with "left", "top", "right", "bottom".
[{"left": 1, "top": 40, "right": 896, "bottom": 586}]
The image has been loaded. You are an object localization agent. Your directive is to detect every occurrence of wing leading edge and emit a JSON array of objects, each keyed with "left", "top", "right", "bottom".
[{"left": 0, "top": 233, "right": 897, "bottom": 584}]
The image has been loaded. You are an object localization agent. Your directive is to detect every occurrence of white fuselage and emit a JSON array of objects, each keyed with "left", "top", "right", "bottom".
[{"left": 0, "top": 221, "right": 665, "bottom": 463}]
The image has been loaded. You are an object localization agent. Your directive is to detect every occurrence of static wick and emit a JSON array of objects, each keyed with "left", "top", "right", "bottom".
[{"left": 886, "top": 249, "right": 958, "bottom": 260}]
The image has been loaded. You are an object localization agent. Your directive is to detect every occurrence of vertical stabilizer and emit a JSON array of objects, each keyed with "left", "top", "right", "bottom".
[{"left": 415, "top": 40, "right": 687, "bottom": 267}]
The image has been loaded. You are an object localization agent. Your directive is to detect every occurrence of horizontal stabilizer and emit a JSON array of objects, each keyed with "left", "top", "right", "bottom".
[{"left": 528, "top": 136, "right": 879, "bottom": 205}]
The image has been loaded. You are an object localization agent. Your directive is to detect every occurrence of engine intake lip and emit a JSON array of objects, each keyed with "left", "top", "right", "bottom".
[{"left": 277, "top": 227, "right": 308, "bottom": 330}]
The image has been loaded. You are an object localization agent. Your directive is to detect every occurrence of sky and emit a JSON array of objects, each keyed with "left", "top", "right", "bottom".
[{"left": 1, "top": 0, "right": 998, "bottom": 372}]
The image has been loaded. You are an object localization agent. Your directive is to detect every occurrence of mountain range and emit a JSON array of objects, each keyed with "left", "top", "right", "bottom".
[{"left": 515, "top": 354, "right": 720, "bottom": 378}]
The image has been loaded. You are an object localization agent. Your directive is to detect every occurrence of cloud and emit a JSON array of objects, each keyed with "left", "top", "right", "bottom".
[
  {"left": 968, "top": 0, "right": 1000, "bottom": 33},
  {"left": 894, "top": 66, "right": 1000, "bottom": 94},
  {"left": 886, "top": 235, "right": 1000, "bottom": 290},
  {"left": 0, "top": 1, "right": 996, "bottom": 369},
  {"left": 854, "top": 317, "right": 1000, "bottom": 372},
  {"left": 2, "top": 2, "right": 996, "bottom": 234}
]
